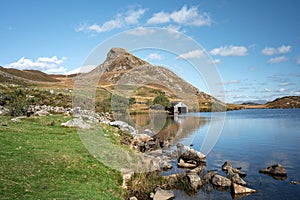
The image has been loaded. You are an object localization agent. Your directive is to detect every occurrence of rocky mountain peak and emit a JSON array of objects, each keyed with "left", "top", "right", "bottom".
[
  {"left": 106, "top": 48, "right": 128, "bottom": 60},
  {"left": 102, "top": 48, "right": 149, "bottom": 73}
]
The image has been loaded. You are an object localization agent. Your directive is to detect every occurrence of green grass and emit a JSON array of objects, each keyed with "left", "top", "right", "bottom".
[{"left": 0, "top": 115, "right": 123, "bottom": 200}]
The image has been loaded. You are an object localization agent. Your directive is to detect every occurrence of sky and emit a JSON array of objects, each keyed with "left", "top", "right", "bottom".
[{"left": 1, "top": 0, "right": 300, "bottom": 103}]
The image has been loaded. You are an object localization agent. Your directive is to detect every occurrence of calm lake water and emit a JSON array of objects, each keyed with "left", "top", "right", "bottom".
[{"left": 151, "top": 109, "right": 300, "bottom": 199}]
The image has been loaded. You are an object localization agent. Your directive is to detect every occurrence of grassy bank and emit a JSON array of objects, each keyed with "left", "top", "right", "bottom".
[{"left": 0, "top": 115, "right": 123, "bottom": 200}]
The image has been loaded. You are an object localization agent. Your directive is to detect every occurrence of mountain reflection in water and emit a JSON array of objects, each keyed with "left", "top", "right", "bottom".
[{"left": 129, "top": 113, "right": 207, "bottom": 146}]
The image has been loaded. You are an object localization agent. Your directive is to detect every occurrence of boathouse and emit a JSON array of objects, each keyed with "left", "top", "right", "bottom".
[{"left": 171, "top": 102, "right": 188, "bottom": 114}]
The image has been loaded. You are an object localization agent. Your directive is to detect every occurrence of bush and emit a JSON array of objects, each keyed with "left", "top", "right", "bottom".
[{"left": 153, "top": 93, "right": 170, "bottom": 110}]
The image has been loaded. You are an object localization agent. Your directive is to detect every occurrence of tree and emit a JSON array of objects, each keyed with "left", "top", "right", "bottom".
[{"left": 153, "top": 93, "right": 170, "bottom": 110}]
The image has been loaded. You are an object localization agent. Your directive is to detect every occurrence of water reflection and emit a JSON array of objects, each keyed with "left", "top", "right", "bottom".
[{"left": 130, "top": 113, "right": 208, "bottom": 146}]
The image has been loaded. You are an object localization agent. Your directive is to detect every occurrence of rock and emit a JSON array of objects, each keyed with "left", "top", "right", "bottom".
[
  {"left": 11, "top": 116, "right": 26, "bottom": 122},
  {"left": 35, "top": 110, "right": 50, "bottom": 116},
  {"left": 109, "top": 121, "right": 137, "bottom": 135},
  {"left": 61, "top": 117, "right": 91, "bottom": 129},
  {"left": 259, "top": 164, "right": 287, "bottom": 176},
  {"left": 222, "top": 161, "right": 232, "bottom": 172},
  {"left": 212, "top": 174, "right": 231, "bottom": 187},
  {"left": 177, "top": 158, "right": 197, "bottom": 168},
  {"left": 228, "top": 171, "right": 247, "bottom": 186},
  {"left": 177, "top": 143, "right": 206, "bottom": 165},
  {"left": 203, "top": 170, "right": 218, "bottom": 183},
  {"left": 222, "top": 161, "right": 247, "bottom": 177},
  {"left": 120, "top": 168, "right": 134, "bottom": 189},
  {"left": 153, "top": 187, "right": 174, "bottom": 200},
  {"left": 134, "top": 134, "right": 153, "bottom": 143},
  {"left": 290, "top": 181, "right": 299, "bottom": 185},
  {"left": 231, "top": 183, "right": 256, "bottom": 194},
  {"left": 186, "top": 173, "right": 202, "bottom": 190},
  {"left": 143, "top": 129, "right": 156, "bottom": 137},
  {"left": 188, "top": 165, "right": 205, "bottom": 174},
  {"left": 129, "top": 197, "right": 138, "bottom": 200}
]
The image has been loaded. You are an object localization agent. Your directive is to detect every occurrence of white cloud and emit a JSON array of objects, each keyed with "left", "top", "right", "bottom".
[
  {"left": 213, "top": 59, "right": 221, "bottom": 65},
  {"left": 176, "top": 49, "right": 205, "bottom": 59},
  {"left": 293, "top": 91, "right": 300, "bottom": 95},
  {"left": 223, "top": 80, "right": 240, "bottom": 85},
  {"left": 76, "top": 7, "right": 146, "bottom": 33},
  {"left": 147, "top": 11, "right": 170, "bottom": 24},
  {"left": 210, "top": 45, "right": 248, "bottom": 56},
  {"left": 126, "top": 27, "right": 155, "bottom": 36},
  {"left": 5, "top": 56, "right": 67, "bottom": 74},
  {"left": 147, "top": 5, "right": 211, "bottom": 26},
  {"left": 297, "top": 57, "right": 300, "bottom": 65},
  {"left": 261, "top": 45, "right": 292, "bottom": 55},
  {"left": 124, "top": 8, "right": 146, "bottom": 24},
  {"left": 261, "top": 47, "right": 277, "bottom": 56},
  {"left": 145, "top": 53, "right": 163, "bottom": 61},
  {"left": 65, "top": 65, "right": 96, "bottom": 75},
  {"left": 278, "top": 88, "right": 286, "bottom": 92},
  {"left": 279, "top": 82, "right": 292, "bottom": 86},
  {"left": 267, "top": 56, "right": 288, "bottom": 64},
  {"left": 264, "top": 88, "right": 272, "bottom": 92}
]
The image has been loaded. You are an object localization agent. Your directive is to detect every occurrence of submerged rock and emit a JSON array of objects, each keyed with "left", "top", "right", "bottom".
[
  {"left": 259, "top": 164, "right": 287, "bottom": 176},
  {"left": 231, "top": 183, "right": 256, "bottom": 194}
]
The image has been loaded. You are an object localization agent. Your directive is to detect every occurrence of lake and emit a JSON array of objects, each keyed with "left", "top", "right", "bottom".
[{"left": 144, "top": 109, "right": 300, "bottom": 199}]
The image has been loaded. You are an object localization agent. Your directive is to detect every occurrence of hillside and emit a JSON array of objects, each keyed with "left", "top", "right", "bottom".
[
  {"left": 266, "top": 96, "right": 300, "bottom": 109},
  {"left": 0, "top": 66, "right": 59, "bottom": 83},
  {"left": 78, "top": 48, "right": 226, "bottom": 112}
]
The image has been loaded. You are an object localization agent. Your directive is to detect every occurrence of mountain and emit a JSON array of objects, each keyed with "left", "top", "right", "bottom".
[
  {"left": 266, "top": 96, "right": 300, "bottom": 108},
  {"left": 233, "top": 100, "right": 268, "bottom": 105},
  {"left": 78, "top": 48, "right": 226, "bottom": 112},
  {"left": 0, "top": 66, "right": 59, "bottom": 83}
]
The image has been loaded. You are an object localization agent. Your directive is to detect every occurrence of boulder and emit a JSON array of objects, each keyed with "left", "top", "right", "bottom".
[
  {"left": 231, "top": 183, "right": 256, "bottom": 194},
  {"left": 152, "top": 187, "right": 174, "bottom": 200},
  {"left": 109, "top": 121, "right": 137, "bottom": 135},
  {"left": 188, "top": 165, "right": 205, "bottom": 174},
  {"left": 177, "top": 143, "right": 206, "bottom": 165},
  {"left": 228, "top": 172, "right": 247, "bottom": 186},
  {"left": 203, "top": 170, "right": 218, "bottom": 183},
  {"left": 212, "top": 174, "right": 231, "bottom": 187},
  {"left": 259, "top": 164, "right": 287, "bottom": 176},
  {"left": 222, "top": 161, "right": 232, "bottom": 172},
  {"left": 222, "top": 161, "right": 246, "bottom": 177},
  {"left": 177, "top": 158, "right": 197, "bottom": 169},
  {"left": 61, "top": 118, "right": 91, "bottom": 129},
  {"left": 186, "top": 173, "right": 203, "bottom": 190}
]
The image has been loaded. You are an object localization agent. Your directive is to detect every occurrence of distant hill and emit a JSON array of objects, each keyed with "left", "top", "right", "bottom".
[
  {"left": 266, "top": 96, "right": 300, "bottom": 108},
  {"left": 233, "top": 100, "right": 268, "bottom": 105},
  {"left": 0, "top": 66, "right": 60, "bottom": 83}
]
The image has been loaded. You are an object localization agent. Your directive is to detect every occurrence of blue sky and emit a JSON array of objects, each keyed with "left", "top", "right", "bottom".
[{"left": 1, "top": 0, "right": 299, "bottom": 103}]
